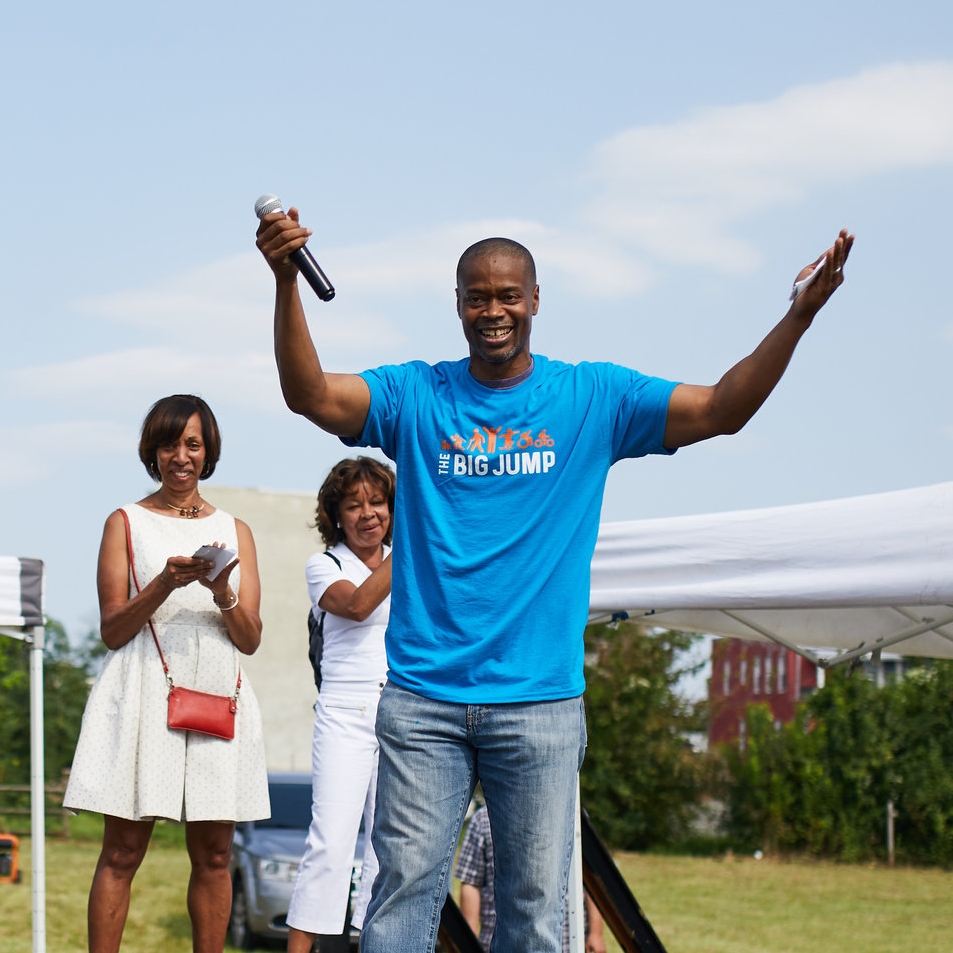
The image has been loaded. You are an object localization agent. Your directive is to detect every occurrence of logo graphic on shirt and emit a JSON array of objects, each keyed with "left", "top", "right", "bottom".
[{"left": 436, "top": 425, "right": 557, "bottom": 478}]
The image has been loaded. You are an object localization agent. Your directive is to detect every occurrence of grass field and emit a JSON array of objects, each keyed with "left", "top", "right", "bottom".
[{"left": 1, "top": 829, "right": 951, "bottom": 953}]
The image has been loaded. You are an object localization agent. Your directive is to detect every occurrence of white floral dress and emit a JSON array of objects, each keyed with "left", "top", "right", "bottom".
[{"left": 64, "top": 504, "right": 270, "bottom": 822}]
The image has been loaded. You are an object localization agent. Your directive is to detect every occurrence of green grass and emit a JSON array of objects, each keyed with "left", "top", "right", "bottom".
[
  {"left": 606, "top": 852, "right": 953, "bottom": 953},
  {"left": 2, "top": 830, "right": 951, "bottom": 953},
  {"left": 1, "top": 827, "right": 195, "bottom": 953}
]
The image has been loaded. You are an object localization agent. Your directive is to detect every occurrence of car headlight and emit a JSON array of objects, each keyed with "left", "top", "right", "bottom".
[{"left": 256, "top": 858, "right": 299, "bottom": 882}]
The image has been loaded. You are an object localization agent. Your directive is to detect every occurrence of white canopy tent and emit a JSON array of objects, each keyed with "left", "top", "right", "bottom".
[
  {"left": 590, "top": 481, "right": 953, "bottom": 667},
  {"left": 0, "top": 556, "right": 46, "bottom": 953}
]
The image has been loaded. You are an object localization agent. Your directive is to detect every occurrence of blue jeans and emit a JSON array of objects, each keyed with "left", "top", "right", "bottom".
[{"left": 360, "top": 683, "right": 587, "bottom": 953}]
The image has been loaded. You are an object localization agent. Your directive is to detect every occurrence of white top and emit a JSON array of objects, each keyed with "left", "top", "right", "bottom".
[{"left": 306, "top": 542, "right": 389, "bottom": 685}]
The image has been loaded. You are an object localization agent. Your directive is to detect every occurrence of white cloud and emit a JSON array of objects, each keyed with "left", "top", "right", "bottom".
[
  {"left": 3, "top": 347, "right": 283, "bottom": 412},
  {"left": 327, "top": 219, "right": 658, "bottom": 301},
  {"left": 72, "top": 253, "right": 410, "bottom": 353},
  {"left": 72, "top": 254, "right": 272, "bottom": 338},
  {"left": 584, "top": 61, "right": 953, "bottom": 270},
  {"left": 48, "top": 61, "right": 953, "bottom": 380},
  {"left": 0, "top": 420, "right": 135, "bottom": 487},
  {"left": 66, "top": 216, "right": 656, "bottom": 357}
]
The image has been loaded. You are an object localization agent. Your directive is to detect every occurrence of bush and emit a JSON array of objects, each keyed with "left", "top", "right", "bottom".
[
  {"left": 581, "top": 621, "right": 713, "bottom": 850},
  {"left": 722, "top": 661, "right": 953, "bottom": 866}
]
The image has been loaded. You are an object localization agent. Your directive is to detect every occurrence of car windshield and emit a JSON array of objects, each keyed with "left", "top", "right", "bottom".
[{"left": 256, "top": 781, "right": 313, "bottom": 829}]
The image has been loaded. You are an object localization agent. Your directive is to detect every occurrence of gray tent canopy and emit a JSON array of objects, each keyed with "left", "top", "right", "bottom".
[
  {"left": 589, "top": 481, "right": 953, "bottom": 667},
  {"left": 0, "top": 557, "right": 44, "bottom": 629}
]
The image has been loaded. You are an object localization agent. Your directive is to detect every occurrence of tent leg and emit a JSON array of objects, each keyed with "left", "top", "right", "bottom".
[
  {"left": 29, "top": 624, "right": 46, "bottom": 953},
  {"left": 581, "top": 810, "right": 667, "bottom": 953},
  {"left": 437, "top": 894, "right": 484, "bottom": 953},
  {"left": 566, "top": 779, "right": 585, "bottom": 952}
]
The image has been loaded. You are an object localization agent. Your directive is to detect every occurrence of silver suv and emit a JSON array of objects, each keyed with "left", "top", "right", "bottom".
[{"left": 228, "top": 772, "right": 364, "bottom": 950}]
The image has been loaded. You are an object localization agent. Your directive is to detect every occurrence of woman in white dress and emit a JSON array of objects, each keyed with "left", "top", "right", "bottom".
[
  {"left": 64, "top": 394, "right": 270, "bottom": 953},
  {"left": 286, "top": 456, "right": 394, "bottom": 953}
]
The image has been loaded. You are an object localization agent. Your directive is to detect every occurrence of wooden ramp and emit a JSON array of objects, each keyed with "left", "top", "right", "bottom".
[{"left": 438, "top": 810, "right": 667, "bottom": 953}]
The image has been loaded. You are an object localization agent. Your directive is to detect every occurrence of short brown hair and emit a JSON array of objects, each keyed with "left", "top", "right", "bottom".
[
  {"left": 315, "top": 457, "right": 396, "bottom": 547},
  {"left": 138, "top": 394, "right": 222, "bottom": 481}
]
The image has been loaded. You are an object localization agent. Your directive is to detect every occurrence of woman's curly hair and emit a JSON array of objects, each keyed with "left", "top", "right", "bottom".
[{"left": 315, "top": 457, "right": 396, "bottom": 547}]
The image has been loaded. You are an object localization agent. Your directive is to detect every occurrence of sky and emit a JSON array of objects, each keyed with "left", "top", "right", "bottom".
[{"left": 2, "top": 1, "right": 952, "bottom": 646}]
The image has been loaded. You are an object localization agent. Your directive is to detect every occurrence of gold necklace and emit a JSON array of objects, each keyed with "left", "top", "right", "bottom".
[{"left": 165, "top": 499, "right": 205, "bottom": 519}]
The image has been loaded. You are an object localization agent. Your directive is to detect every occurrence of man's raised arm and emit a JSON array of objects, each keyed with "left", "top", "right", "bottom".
[
  {"left": 663, "top": 228, "right": 854, "bottom": 450},
  {"left": 256, "top": 207, "right": 371, "bottom": 438}
]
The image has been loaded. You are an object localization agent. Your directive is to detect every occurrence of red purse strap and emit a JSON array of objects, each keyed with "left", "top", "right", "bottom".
[
  {"left": 119, "top": 507, "right": 171, "bottom": 683},
  {"left": 118, "top": 507, "right": 241, "bottom": 698}
]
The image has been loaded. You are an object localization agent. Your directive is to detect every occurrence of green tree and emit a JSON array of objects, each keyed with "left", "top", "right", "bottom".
[
  {"left": 723, "top": 660, "right": 953, "bottom": 866},
  {"left": 722, "top": 702, "right": 797, "bottom": 852},
  {"left": 887, "top": 663, "right": 953, "bottom": 865},
  {"left": 0, "top": 619, "right": 92, "bottom": 795},
  {"left": 581, "top": 621, "right": 709, "bottom": 850},
  {"left": 43, "top": 621, "right": 96, "bottom": 784},
  {"left": 0, "top": 634, "right": 31, "bottom": 784},
  {"left": 725, "top": 671, "right": 892, "bottom": 859},
  {"left": 801, "top": 667, "right": 892, "bottom": 859}
]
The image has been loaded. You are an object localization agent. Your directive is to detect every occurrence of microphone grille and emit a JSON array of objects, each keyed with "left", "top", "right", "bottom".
[{"left": 254, "top": 194, "right": 284, "bottom": 219}]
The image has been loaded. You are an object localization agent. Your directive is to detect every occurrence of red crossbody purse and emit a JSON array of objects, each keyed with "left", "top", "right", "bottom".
[{"left": 120, "top": 508, "right": 240, "bottom": 740}]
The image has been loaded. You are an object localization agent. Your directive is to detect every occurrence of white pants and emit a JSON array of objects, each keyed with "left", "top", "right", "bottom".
[{"left": 287, "top": 681, "right": 382, "bottom": 934}]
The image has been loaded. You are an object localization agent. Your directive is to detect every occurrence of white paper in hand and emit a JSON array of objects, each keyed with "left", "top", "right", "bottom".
[
  {"left": 789, "top": 258, "right": 826, "bottom": 302},
  {"left": 193, "top": 545, "right": 237, "bottom": 581}
]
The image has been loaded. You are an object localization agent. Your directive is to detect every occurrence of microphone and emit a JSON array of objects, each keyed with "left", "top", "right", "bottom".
[{"left": 254, "top": 194, "right": 335, "bottom": 301}]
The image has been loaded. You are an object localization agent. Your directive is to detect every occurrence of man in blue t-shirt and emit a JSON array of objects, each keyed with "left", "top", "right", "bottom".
[{"left": 256, "top": 213, "right": 853, "bottom": 953}]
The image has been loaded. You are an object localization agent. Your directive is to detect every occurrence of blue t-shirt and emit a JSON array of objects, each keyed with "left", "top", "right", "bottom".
[{"left": 347, "top": 354, "right": 678, "bottom": 703}]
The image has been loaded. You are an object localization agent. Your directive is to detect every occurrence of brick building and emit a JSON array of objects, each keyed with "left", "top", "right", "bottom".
[{"left": 708, "top": 638, "right": 821, "bottom": 748}]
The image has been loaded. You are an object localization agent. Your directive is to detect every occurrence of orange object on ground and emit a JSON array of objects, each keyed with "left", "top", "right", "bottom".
[{"left": 0, "top": 833, "right": 21, "bottom": 884}]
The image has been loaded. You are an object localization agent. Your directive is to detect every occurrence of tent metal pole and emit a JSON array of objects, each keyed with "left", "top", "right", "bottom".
[
  {"left": 29, "top": 623, "right": 46, "bottom": 953},
  {"left": 0, "top": 626, "right": 31, "bottom": 641},
  {"left": 566, "top": 778, "right": 585, "bottom": 953},
  {"left": 822, "top": 610, "right": 953, "bottom": 668},
  {"left": 719, "top": 611, "right": 827, "bottom": 666},
  {"left": 889, "top": 606, "right": 953, "bottom": 646}
]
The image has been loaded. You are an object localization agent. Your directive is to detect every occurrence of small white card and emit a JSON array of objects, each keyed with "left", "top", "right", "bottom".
[
  {"left": 789, "top": 258, "right": 826, "bottom": 301},
  {"left": 192, "top": 545, "right": 237, "bottom": 581}
]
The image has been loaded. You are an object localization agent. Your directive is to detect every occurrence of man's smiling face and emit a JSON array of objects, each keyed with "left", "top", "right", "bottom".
[{"left": 456, "top": 253, "right": 539, "bottom": 381}]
